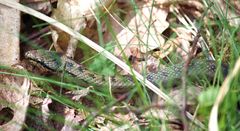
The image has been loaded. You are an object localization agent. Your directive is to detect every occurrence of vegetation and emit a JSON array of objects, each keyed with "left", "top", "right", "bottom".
[{"left": 0, "top": 0, "right": 239, "bottom": 130}]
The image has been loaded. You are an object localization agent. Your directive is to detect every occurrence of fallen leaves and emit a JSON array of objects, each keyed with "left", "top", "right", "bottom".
[
  {"left": 0, "top": 65, "right": 30, "bottom": 130},
  {"left": 1, "top": 0, "right": 240, "bottom": 130}
]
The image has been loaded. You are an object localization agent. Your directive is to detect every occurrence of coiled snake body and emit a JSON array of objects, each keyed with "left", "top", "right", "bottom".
[{"left": 25, "top": 50, "right": 227, "bottom": 89}]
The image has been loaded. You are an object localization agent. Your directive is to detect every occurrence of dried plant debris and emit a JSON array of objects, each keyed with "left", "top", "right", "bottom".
[
  {"left": 215, "top": 0, "right": 240, "bottom": 26},
  {"left": 22, "top": 0, "right": 54, "bottom": 14},
  {"left": 51, "top": 0, "right": 114, "bottom": 58},
  {"left": 1, "top": 0, "right": 240, "bottom": 130},
  {"left": 65, "top": 87, "right": 91, "bottom": 101},
  {"left": 0, "top": 66, "right": 30, "bottom": 130}
]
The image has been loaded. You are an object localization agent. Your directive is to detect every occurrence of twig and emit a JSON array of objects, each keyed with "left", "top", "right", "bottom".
[
  {"left": 180, "top": 31, "right": 201, "bottom": 131},
  {"left": 178, "top": 3, "right": 213, "bottom": 130}
]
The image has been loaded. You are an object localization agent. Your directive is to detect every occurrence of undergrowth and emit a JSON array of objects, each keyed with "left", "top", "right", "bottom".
[{"left": 0, "top": 0, "right": 239, "bottom": 130}]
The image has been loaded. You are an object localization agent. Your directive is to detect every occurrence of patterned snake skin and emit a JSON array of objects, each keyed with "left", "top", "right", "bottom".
[{"left": 25, "top": 50, "right": 228, "bottom": 89}]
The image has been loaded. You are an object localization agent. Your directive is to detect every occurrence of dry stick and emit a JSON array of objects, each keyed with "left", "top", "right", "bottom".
[
  {"left": 179, "top": 3, "right": 213, "bottom": 130},
  {"left": 180, "top": 31, "right": 201, "bottom": 131},
  {"left": 0, "top": 0, "right": 205, "bottom": 129}
]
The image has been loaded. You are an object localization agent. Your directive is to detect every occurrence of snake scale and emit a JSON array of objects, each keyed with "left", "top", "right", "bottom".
[{"left": 25, "top": 50, "right": 228, "bottom": 89}]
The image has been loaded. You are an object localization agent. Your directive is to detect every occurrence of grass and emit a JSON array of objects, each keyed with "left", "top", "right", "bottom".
[{"left": 0, "top": 0, "right": 240, "bottom": 130}]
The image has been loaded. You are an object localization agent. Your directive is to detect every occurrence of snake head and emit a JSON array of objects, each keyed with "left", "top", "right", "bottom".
[{"left": 25, "top": 50, "right": 63, "bottom": 71}]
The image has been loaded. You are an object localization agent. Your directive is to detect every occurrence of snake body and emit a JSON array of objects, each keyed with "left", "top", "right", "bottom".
[{"left": 25, "top": 50, "right": 227, "bottom": 89}]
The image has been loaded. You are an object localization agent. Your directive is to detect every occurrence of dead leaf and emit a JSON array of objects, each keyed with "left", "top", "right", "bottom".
[
  {"left": 51, "top": 0, "right": 114, "bottom": 54},
  {"left": 65, "top": 87, "right": 91, "bottom": 101},
  {"left": 114, "top": 1, "right": 169, "bottom": 54},
  {"left": 0, "top": 66, "right": 30, "bottom": 130},
  {"left": 61, "top": 107, "right": 85, "bottom": 131},
  {"left": 24, "top": 0, "right": 52, "bottom": 14}
]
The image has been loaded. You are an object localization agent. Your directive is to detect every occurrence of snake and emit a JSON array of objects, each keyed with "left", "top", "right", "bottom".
[{"left": 25, "top": 50, "right": 228, "bottom": 90}]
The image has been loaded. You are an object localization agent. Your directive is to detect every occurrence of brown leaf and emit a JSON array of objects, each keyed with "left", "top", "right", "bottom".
[{"left": 0, "top": 66, "right": 31, "bottom": 130}]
